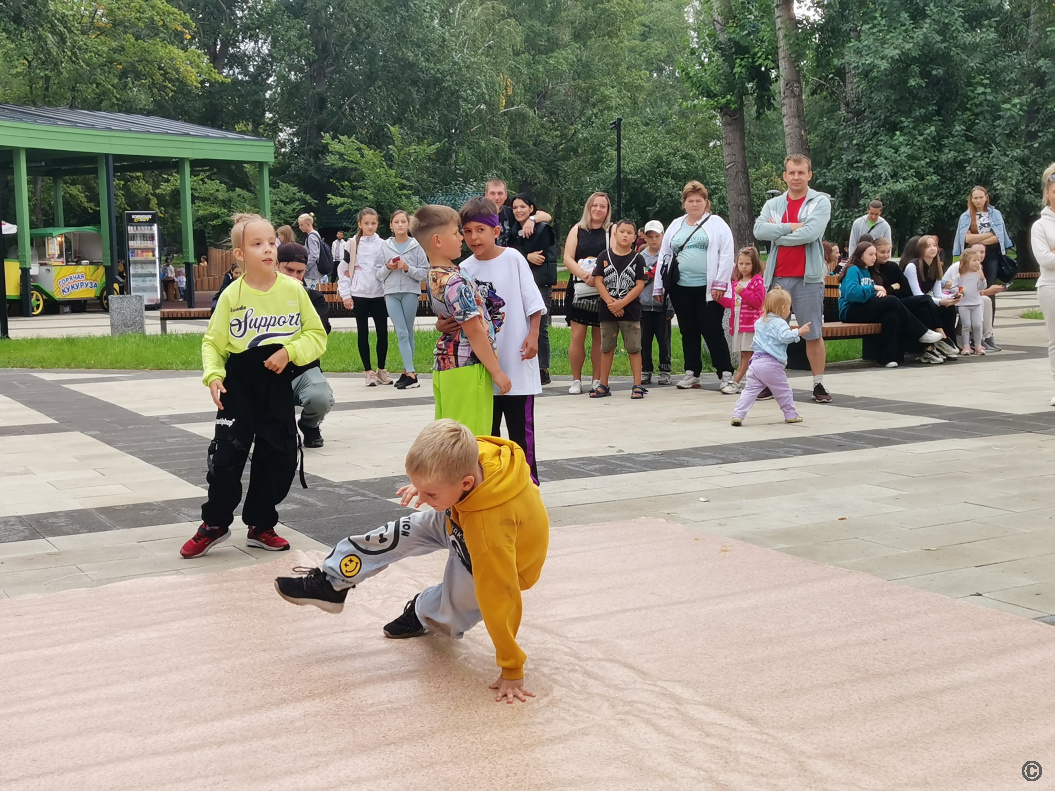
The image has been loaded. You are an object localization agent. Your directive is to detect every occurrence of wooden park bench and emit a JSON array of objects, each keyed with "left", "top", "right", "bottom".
[{"left": 159, "top": 307, "right": 212, "bottom": 334}]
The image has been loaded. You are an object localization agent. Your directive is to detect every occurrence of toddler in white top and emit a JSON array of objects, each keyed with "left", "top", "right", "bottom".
[{"left": 950, "top": 248, "right": 986, "bottom": 355}]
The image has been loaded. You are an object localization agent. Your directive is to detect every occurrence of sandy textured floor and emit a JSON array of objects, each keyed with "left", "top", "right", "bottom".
[{"left": 3, "top": 518, "right": 1053, "bottom": 790}]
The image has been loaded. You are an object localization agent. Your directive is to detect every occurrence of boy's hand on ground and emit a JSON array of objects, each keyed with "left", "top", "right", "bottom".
[
  {"left": 797, "top": 322, "right": 812, "bottom": 336},
  {"left": 436, "top": 316, "right": 459, "bottom": 334},
  {"left": 490, "top": 675, "right": 535, "bottom": 704},
  {"left": 209, "top": 379, "right": 226, "bottom": 410},
  {"left": 264, "top": 347, "right": 290, "bottom": 373},
  {"left": 520, "top": 334, "right": 538, "bottom": 360},
  {"left": 397, "top": 483, "right": 421, "bottom": 508},
  {"left": 494, "top": 372, "right": 512, "bottom": 395}
]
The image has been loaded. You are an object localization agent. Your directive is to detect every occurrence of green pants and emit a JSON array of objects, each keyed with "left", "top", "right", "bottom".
[{"left": 433, "top": 365, "right": 494, "bottom": 436}]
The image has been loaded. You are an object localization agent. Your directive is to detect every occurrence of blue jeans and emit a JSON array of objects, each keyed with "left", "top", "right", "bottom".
[{"left": 386, "top": 291, "right": 420, "bottom": 373}]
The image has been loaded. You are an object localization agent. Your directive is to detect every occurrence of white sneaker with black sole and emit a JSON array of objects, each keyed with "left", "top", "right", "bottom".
[{"left": 918, "top": 350, "right": 944, "bottom": 364}]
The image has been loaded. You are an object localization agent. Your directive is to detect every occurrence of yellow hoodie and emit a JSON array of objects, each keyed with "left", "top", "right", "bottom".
[{"left": 451, "top": 437, "right": 549, "bottom": 680}]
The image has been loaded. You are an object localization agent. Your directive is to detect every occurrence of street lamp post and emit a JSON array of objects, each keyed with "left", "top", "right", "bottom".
[{"left": 610, "top": 117, "right": 623, "bottom": 219}]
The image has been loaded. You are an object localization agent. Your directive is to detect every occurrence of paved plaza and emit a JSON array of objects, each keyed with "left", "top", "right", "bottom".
[{"left": 1, "top": 291, "right": 1053, "bottom": 624}]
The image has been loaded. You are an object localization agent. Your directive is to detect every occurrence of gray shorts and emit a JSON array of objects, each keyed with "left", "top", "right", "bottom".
[{"left": 771, "top": 277, "right": 823, "bottom": 340}]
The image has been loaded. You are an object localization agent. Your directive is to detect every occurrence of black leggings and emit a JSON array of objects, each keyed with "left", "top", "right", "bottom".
[
  {"left": 492, "top": 394, "right": 538, "bottom": 484},
  {"left": 354, "top": 296, "right": 388, "bottom": 370},
  {"left": 844, "top": 296, "right": 929, "bottom": 365},
  {"left": 669, "top": 285, "right": 733, "bottom": 378},
  {"left": 640, "top": 310, "right": 672, "bottom": 373},
  {"left": 899, "top": 294, "right": 942, "bottom": 332}
]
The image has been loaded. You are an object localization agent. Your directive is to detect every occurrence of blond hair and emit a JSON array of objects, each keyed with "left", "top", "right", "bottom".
[
  {"left": 410, "top": 204, "right": 461, "bottom": 247},
  {"left": 230, "top": 213, "right": 272, "bottom": 249},
  {"left": 405, "top": 420, "right": 479, "bottom": 484},
  {"left": 297, "top": 212, "right": 314, "bottom": 227},
  {"left": 1043, "top": 163, "right": 1055, "bottom": 208},
  {"left": 276, "top": 225, "right": 296, "bottom": 244},
  {"left": 577, "top": 192, "right": 612, "bottom": 232},
  {"left": 682, "top": 180, "right": 708, "bottom": 203},
  {"left": 958, "top": 247, "right": 983, "bottom": 274},
  {"left": 763, "top": 286, "right": 791, "bottom": 321}
]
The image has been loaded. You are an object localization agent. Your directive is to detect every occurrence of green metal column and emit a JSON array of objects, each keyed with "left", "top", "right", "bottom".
[
  {"left": 179, "top": 158, "right": 195, "bottom": 307},
  {"left": 258, "top": 162, "right": 271, "bottom": 219},
  {"left": 14, "top": 147, "right": 32, "bottom": 316},
  {"left": 96, "top": 156, "right": 112, "bottom": 295},
  {"left": 53, "top": 176, "right": 64, "bottom": 227}
]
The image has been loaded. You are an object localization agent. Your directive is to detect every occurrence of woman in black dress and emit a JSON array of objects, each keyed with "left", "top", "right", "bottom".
[
  {"left": 508, "top": 193, "right": 559, "bottom": 385},
  {"left": 562, "top": 192, "right": 611, "bottom": 394}
]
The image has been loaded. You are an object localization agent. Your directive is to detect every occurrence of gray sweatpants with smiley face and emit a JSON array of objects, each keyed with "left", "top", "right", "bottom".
[{"left": 321, "top": 510, "right": 482, "bottom": 638}]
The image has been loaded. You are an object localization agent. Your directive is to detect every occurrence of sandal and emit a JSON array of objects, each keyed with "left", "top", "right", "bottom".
[
  {"left": 589, "top": 383, "right": 612, "bottom": 398},
  {"left": 631, "top": 384, "right": 648, "bottom": 399}
]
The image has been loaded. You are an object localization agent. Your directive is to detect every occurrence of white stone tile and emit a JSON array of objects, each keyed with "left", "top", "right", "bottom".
[
  {"left": 62, "top": 376, "right": 210, "bottom": 416},
  {"left": 0, "top": 394, "right": 56, "bottom": 427}
]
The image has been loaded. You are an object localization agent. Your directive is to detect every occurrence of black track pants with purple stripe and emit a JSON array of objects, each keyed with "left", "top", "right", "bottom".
[{"left": 491, "top": 394, "right": 538, "bottom": 484}]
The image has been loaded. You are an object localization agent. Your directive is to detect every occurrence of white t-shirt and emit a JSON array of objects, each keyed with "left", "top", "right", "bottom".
[{"left": 460, "top": 247, "right": 546, "bottom": 396}]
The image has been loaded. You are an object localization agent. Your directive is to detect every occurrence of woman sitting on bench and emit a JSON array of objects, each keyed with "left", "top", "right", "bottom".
[{"left": 839, "top": 241, "right": 944, "bottom": 368}]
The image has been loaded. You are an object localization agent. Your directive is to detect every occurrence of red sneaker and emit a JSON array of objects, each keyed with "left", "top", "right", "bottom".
[
  {"left": 180, "top": 524, "right": 230, "bottom": 558},
  {"left": 247, "top": 527, "right": 290, "bottom": 551}
]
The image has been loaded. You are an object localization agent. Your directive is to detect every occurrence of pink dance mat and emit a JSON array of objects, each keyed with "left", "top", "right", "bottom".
[{"left": 2, "top": 518, "right": 1053, "bottom": 790}]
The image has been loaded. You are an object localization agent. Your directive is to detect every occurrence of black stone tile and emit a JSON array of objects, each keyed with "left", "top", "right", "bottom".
[
  {"left": 1035, "top": 615, "right": 1055, "bottom": 626},
  {"left": 22, "top": 509, "right": 115, "bottom": 537},
  {"left": 0, "top": 517, "right": 41, "bottom": 544}
]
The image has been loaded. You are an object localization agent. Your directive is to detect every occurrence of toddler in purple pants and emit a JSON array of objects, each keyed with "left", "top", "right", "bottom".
[{"left": 731, "top": 287, "right": 812, "bottom": 426}]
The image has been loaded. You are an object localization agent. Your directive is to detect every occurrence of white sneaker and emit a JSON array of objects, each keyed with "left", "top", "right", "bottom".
[
  {"left": 365, "top": 370, "right": 378, "bottom": 386},
  {"left": 918, "top": 350, "right": 944, "bottom": 365},
  {"left": 883, "top": 361, "right": 899, "bottom": 368},
  {"left": 935, "top": 339, "right": 959, "bottom": 358},
  {"left": 569, "top": 380, "right": 582, "bottom": 395},
  {"left": 592, "top": 379, "right": 601, "bottom": 392},
  {"left": 918, "top": 329, "right": 942, "bottom": 344},
  {"left": 1050, "top": 395, "right": 1055, "bottom": 407},
  {"left": 677, "top": 371, "right": 701, "bottom": 389},
  {"left": 719, "top": 373, "right": 739, "bottom": 395}
]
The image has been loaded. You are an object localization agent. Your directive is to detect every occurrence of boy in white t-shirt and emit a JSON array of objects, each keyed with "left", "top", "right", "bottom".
[{"left": 456, "top": 197, "right": 545, "bottom": 483}]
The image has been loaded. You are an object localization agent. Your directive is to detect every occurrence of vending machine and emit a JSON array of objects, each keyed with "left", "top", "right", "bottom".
[{"left": 125, "top": 211, "right": 161, "bottom": 308}]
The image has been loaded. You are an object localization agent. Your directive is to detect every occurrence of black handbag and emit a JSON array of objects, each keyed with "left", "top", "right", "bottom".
[
  {"left": 997, "top": 252, "right": 1018, "bottom": 284},
  {"left": 661, "top": 215, "right": 711, "bottom": 293}
]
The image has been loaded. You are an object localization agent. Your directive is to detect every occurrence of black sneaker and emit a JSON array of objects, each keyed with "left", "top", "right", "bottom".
[
  {"left": 812, "top": 383, "right": 833, "bottom": 403},
  {"left": 383, "top": 595, "right": 426, "bottom": 638},
  {"left": 394, "top": 373, "right": 420, "bottom": 390},
  {"left": 757, "top": 387, "right": 773, "bottom": 400},
  {"left": 274, "top": 567, "right": 348, "bottom": 614},
  {"left": 539, "top": 369, "right": 551, "bottom": 386},
  {"left": 298, "top": 419, "right": 324, "bottom": 448}
]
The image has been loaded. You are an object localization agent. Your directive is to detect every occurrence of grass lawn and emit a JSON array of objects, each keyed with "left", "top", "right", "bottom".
[
  {"left": 0, "top": 327, "right": 864, "bottom": 376},
  {"left": 1021, "top": 309, "right": 1044, "bottom": 320}
]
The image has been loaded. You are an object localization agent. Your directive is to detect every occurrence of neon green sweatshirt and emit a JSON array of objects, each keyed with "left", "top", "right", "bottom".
[{"left": 201, "top": 273, "right": 328, "bottom": 385}]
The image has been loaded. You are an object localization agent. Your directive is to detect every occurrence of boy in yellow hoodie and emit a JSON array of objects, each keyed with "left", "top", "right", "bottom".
[{"left": 275, "top": 419, "right": 549, "bottom": 703}]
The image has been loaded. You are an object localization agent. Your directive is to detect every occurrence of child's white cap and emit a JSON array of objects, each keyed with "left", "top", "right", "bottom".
[{"left": 644, "top": 220, "right": 664, "bottom": 235}]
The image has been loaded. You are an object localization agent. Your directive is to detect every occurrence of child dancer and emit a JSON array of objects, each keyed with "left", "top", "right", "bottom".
[
  {"left": 458, "top": 197, "right": 545, "bottom": 482},
  {"left": 415, "top": 204, "right": 510, "bottom": 435},
  {"left": 275, "top": 419, "right": 549, "bottom": 704},
  {"left": 952, "top": 248, "right": 987, "bottom": 355},
  {"left": 180, "top": 213, "right": 327, "bottom": 558},
  {"left": 378, "top": 209, "right": 429, "bottom": 389},
  {"left": 591, "top": 219, "right": 648, "bottom": 399},
  {"left": 338, "top": 208, "right": 392, "bottom": 385},
  {"left": 717, "top": 247, "right": 766, "bottom": 392},
  {"left": 731, "top": 288, "right": 810, "bottom": 426}
]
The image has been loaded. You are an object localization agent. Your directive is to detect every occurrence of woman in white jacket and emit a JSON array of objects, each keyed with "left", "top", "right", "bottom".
[
  {"left": 1031, "top": 163, "right": 1055, "bottom": 405},
  {"left": 377, "top": 209, "right": 428, "bottom": 389},
  {"left": 337, "top": 208, "right": 391, "bottom": 386},
  {"left": 652, "top": 181, "right": 737, "bottom": 393}
]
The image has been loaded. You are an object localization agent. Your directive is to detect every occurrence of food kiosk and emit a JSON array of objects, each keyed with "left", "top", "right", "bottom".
[{"left": 4, "top": 226, "right": 108, "bottom": 315}]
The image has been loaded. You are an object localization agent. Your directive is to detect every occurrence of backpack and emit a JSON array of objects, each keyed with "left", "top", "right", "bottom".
[{"left": 313, "top": 231, "right": 335, "bottom": 276}]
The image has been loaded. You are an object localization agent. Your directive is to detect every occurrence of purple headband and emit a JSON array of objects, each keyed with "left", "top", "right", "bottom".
[{"left": 465, "top": 213, "right": 500, "bottom": 228}]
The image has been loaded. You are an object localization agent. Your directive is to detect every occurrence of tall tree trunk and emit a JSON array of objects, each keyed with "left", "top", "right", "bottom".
[
  {"left": 712, "top": 0, "right": 754, "bottom": 247},
  {"left": 719, "top": 107, "right": 755, "bottom": 247},
  {"left": 774, "top": 0, "right": 809, "bottom": 158}
]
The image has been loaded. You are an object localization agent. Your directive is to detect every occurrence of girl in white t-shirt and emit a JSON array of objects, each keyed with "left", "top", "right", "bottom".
[{"left": 338, "top": 208, "right": 391, "bottom": 385}]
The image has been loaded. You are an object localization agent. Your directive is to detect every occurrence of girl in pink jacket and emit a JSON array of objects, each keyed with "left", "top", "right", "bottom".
[{"left": 718, "top": 247, "right": 766, "bottom": 392}]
